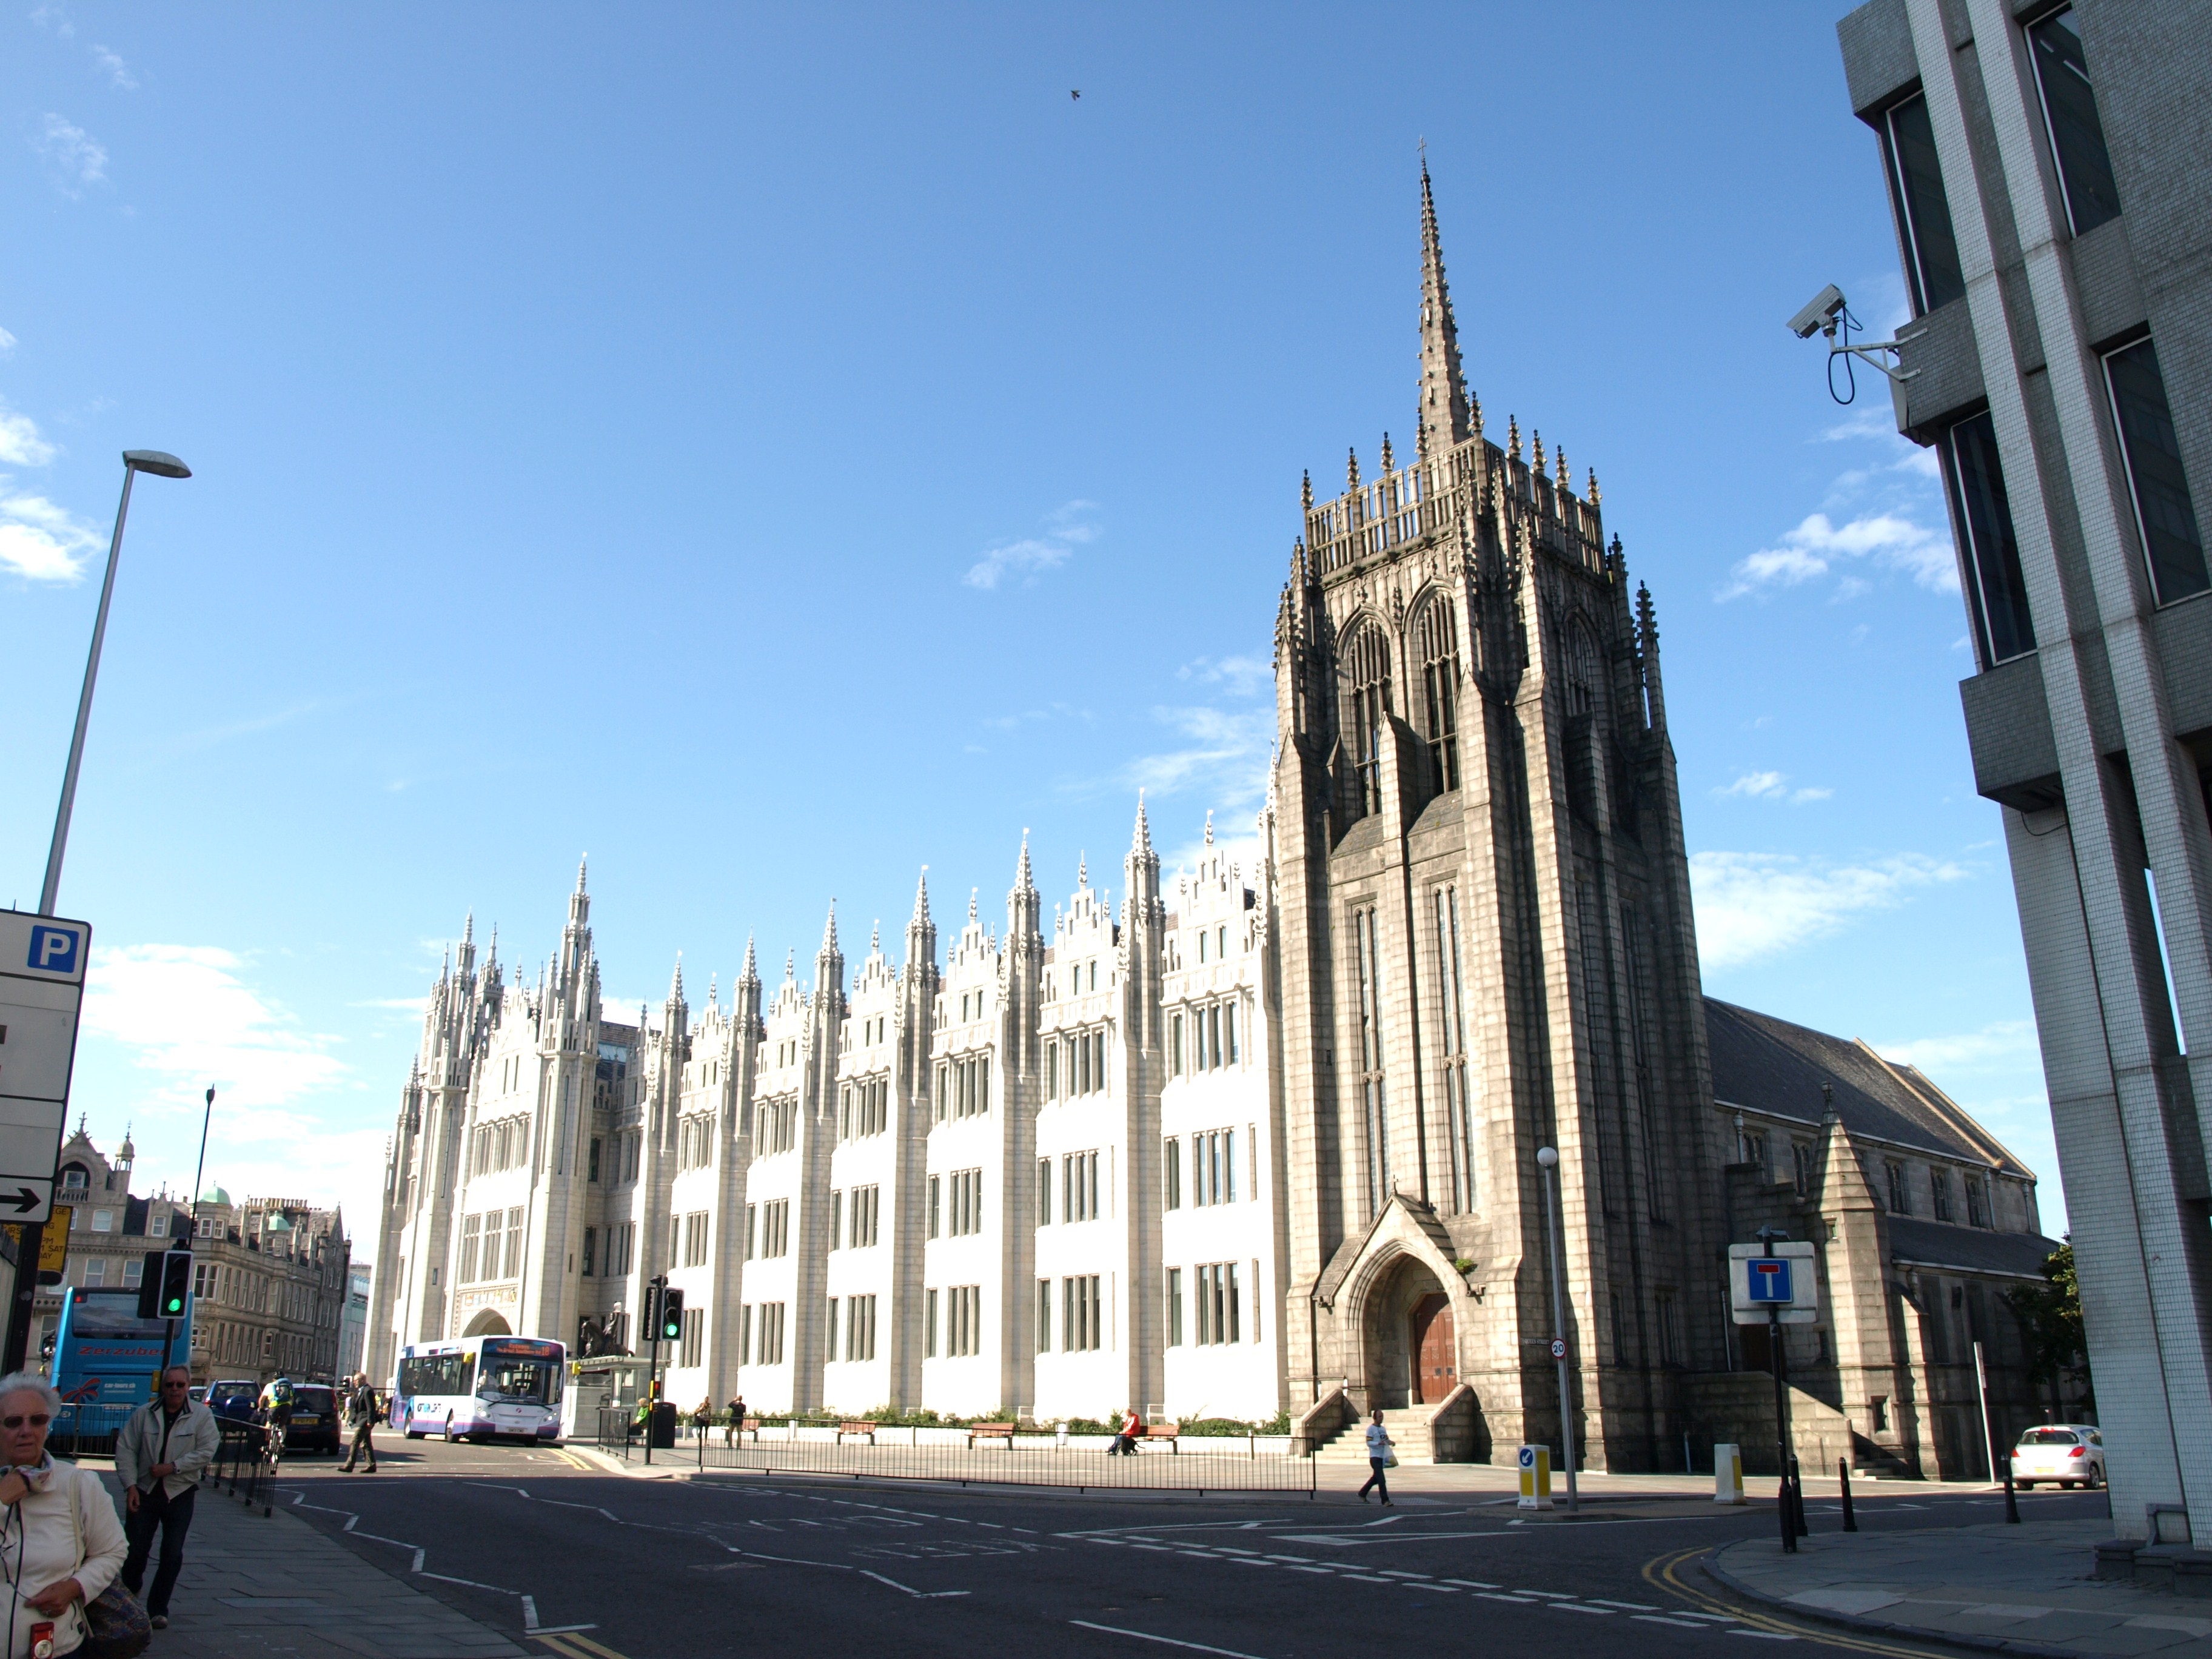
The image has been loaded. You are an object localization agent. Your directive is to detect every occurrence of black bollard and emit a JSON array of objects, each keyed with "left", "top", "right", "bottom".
[
  {"left": 1839, "top": 1458, "right": 1858, "bottom": 1532},
  {"left": 2002, "top": 1458, "right": 2020, "bottom": 1524},
  {"left": 1791, "top": 1455, "right": 1809, "bottom": 1537}
]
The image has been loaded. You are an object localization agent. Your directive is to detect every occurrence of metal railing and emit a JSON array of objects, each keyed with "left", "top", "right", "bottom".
[
  {"left": 595, "top": 1409, "right": 1314, "bottom": 1495},
  {"left": 50, "top": 1403, "right": 134, "bottom": 1462},
  {"left": 207, "top": 1421, "right": 275, "bottom": 1515}
]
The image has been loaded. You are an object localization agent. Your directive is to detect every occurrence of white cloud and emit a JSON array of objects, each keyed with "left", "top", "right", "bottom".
[
  {"left": 0, "top": 489, "right": 101, "bottom": 581},
  {"left": 30, "top": 5, "right": 74, "bottom": 39},
  {"left": 1716, "top": 770, "right": 1831, "bottom": 805},
  {"left": 1719, "top": 511, "right": 1952, "bottom": 601},
  {"left": 1690, "top": 850, "right": 1968, "bottom": 968},
  {"left": 0, "top": 327, "right": 16, "bottom": 356},
  {"left": 1121, "top": 703, "right": 1273, "bottom": 804},
  {"left": 79, "top": 945, "right": 350, "bottom": 1110},
  {"left": 1176, "top": 654, "right": 1273, "bottom": 698},
  {"left": 32, "top": 112, "right": 108, "bottom": 195},
  {"left": 964, "top": 500, "right": 1099, "bottom": 590},
  {"left": 0, "top": 406, "right": 56, "bottom": 466},
  {"left": 1875, "top": 1020, "right": 2040, "bottom": 1074},
  {"left": 90, "top": 45, "right": 136, "bottom": 89}
]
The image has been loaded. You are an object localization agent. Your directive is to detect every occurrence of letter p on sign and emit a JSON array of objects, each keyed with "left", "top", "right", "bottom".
[{"left": 27, "top": 927, "right": 79, "bottom": 976}]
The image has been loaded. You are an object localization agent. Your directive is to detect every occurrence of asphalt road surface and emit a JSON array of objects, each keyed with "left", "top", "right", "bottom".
[{"left": 266, "top": 1437, "right": 2110, "bottom": 1659}]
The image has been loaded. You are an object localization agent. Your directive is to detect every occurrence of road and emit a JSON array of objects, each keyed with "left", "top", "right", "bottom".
[{"left": 266, "top": 1436, "right": 2109, "bottom": 1659}]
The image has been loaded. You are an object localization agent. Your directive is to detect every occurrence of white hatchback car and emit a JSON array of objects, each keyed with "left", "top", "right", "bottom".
[{"left": 2012, "top": 1424, "right": 2105, "bottom": 1489}]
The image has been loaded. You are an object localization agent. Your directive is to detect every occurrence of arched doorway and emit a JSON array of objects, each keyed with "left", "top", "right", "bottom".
[
  {"left": 1359, "top": 1256, "right": 1455, "bottom": 1410},
  {"left": 1409, "top": 1294, "right": 1457, "bottom": 1403},
  {"left": 461, "top": 1308, "right": 511, "bottom": 1338}
]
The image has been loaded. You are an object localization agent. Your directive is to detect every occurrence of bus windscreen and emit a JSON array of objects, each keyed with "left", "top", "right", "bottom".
[{"left": 476, "top": 1342, "right": 563, "bottom": 1405}]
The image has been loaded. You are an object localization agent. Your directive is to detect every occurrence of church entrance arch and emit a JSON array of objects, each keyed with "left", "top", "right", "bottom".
[
  {"left": 1358, "top": 1255, "right": 1454, "bottom": 1410},
  {"left": 461, "top": 1308, "right": 511, "bottom": 1338}
]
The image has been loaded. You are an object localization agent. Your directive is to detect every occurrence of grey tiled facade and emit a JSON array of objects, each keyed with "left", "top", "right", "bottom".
[{"left": 1838, "top": 0, "right": 2212, "bottom": 1540}]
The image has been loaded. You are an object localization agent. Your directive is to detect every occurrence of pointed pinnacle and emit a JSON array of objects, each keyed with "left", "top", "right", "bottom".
[
  {"left": 968, "top": 888, "right": 979, "bottom": 924},
  {"left": 1380, "top": 432, "right": 1394, "bottom": 473},
  {"left": 1078, "top": 851, "right": 1089, "bottom": 888},
  {"left": 871, "top": 918, "right": 882, "bottom": 954},
  {"left": 462, "top": 911, "right": 474, "bottom": 943},
  {"left": 575, "top": 855, "right": 588, "bottom": 894},
  {"left": 1016, "top": 830, "right": 1034, "bottom": 891},
  {"left": 783, "top": 948, "right": 795, "bottom": 980},
  {"left": 1204, "top": 809, "right": 1215, "bottom": 847},
  {"left": 742, "top": 933, "right": 759, "bottom": 980},
  {"left": 1301, "top": 469, "right": 1313, "bottom": 511},
  {"left": 1589, "top": 466, "right": 1601, "bottom": 506},
  {"left": 912, "top": 866, "right": 932, "bottom": 926},
  {"left": 1346, "top": 446, "right": 1360, "bottom": 491},
  {"left": 821, "top": 900, "right": 839, "bottom": 954},
  {"left": 1132, "top": 791, "right": 1152, "bottom": 855},
  {"left": 669, "top": 953, "right": 685, "bottom": 1002}
]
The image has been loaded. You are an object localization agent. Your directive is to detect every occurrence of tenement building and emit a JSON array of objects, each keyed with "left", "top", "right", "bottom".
[
  {"left": 1837, "top": 0, "right": 2210, "bottom": 1537},
  {"left": 370, "top": 170, "right": 2074, "bottom": 1471}
]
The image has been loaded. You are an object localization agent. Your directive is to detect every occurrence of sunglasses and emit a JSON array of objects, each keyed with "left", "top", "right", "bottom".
[{"left": 1, "top": 1415, "right": 50, "bottom": 1430}]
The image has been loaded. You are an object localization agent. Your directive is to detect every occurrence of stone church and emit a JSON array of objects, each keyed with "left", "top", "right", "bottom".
[{"left": 369, "top": 170, "right": 2070, "bottom": 1473}]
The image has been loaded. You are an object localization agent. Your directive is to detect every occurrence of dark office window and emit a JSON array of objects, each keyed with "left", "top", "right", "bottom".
[
  {"left": 2028, "top": 7, "right": 2121, "bottom": 235},
  {"left": 1946, "top": 412, "right": 2037, "bottom": 665},
  {"left": 2106, "top": 338, "right": 2210, "bottom": 605},
  {"left": 1882, "top": 94, "right": 1966, "bottom": 313}
]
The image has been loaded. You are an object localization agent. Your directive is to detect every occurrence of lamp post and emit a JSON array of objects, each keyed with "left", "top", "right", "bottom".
[
  {"left": 39, "top": 449, "right": 191, "bottom": 917},
  {"left": 1536, "top": 1146, "right": 1578, "bottom": 1513}
]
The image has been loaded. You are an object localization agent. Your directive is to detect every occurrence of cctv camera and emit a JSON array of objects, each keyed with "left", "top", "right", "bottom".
[{"left": 1789, "top": 284, "right": 1847, "bottom": 340}]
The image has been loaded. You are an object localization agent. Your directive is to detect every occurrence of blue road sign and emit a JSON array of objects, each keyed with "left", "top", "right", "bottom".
[
  {"left": 26, "top": 925, "right": 81, "bottom": 976},
  {"left": 1746, "top": 1258, "right": 1794, "bottom": 1302}
]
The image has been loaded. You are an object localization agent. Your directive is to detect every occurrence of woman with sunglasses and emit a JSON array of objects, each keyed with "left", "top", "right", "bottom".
[{"left": 0, "top": 1371, "right": 127, "bottom": 1657}]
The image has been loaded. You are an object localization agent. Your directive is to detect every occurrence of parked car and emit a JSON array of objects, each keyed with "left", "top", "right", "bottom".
[{"left": 2012, "top": 1424, "right": 2105, "bottom": 1489}]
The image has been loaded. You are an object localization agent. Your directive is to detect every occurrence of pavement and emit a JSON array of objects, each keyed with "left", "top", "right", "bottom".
[
  {"left": 78, "top": 1461, "right": 529, "bottom": 1658},
  {"left": 1711, "top": 1518, "right": 2212, "bottom": 1657}
]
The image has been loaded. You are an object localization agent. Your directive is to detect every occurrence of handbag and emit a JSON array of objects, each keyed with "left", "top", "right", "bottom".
[
  {"left": 1382, "top": 1450, "right": 1399, "bottom": 1469},
  {"left": 65, "top": 1464, "right": 150, "bottom": 1659}
]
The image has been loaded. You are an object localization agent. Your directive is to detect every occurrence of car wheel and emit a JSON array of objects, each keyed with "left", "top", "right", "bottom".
[{"left": 2089, "top": 1468, "right": 2105, "bottom": 1490}]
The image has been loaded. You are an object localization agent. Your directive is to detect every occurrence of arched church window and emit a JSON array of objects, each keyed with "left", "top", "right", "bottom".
[
  {"left": 1566, "top": 619, "right": 1602, "bottom": 716},
  {"left": 1344, "top": 622, "right": 1392, "bottom": 817},
  {"left": 1413, "top": 597, "right": 1461, "bottom": 791}
]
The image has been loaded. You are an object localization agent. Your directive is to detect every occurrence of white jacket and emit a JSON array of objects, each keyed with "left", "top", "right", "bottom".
[
  {"left": 113, "top": 1399, "right": 221, "bottom": 1500},
  {"left": 1, "top": 1461, "right": 126, "bottom": 1658}
]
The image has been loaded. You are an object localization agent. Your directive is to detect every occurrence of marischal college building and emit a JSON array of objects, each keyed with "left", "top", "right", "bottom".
[{"left": 370, "top": 173, "right": 2071, "bottom": 1473}]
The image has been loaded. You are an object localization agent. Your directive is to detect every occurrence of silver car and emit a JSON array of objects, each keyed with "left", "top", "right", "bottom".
[{"left": 2012, "top": 1424, "right": 2105, "bottom": 1489}]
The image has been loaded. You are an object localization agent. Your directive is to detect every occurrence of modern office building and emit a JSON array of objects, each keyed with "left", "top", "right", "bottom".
[{"left": 1838, "top": 0, "right": 2212, "bottom": 1544}]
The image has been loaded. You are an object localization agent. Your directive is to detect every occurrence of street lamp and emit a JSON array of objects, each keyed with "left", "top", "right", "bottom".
[
  {"left": 1536, "top": 1146, "right": 1579, "bottom": 1512},
  {"left": 38, "top": 449, "right": 192, "bottom": 917}
]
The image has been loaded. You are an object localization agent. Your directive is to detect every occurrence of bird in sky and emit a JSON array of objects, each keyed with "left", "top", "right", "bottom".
[{"left": 1070, "top": 89, "right": 1081, "bottom": 100}]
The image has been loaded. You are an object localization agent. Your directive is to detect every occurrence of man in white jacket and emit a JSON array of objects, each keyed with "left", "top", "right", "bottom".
[{"left": 113, "top": 1366, "right": 220, "bottom": 1630}]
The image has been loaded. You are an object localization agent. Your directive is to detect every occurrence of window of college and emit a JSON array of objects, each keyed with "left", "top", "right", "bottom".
[
  {"left": 1047, "top": 1031, "right": 1108, "bottom": 1099},
  {"left": 1170, "top": 1001, "right": 1238, "bottom": 1076},
  {"left": 936, "top": 1054, "right": 991, "bottom": 1121},
  {"left": 1059, "top": 1275, "right": 1102, "bottom": 1352}
]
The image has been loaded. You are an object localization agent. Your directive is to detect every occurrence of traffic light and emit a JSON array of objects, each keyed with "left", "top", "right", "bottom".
[
  {"left": 660, "top": 1287, "right": 684, "bottom": 1343},
  {"left": 158, "top": 1250, "right": 193, "bottom": 1319},
  {"left": 139, "top": 1248, "right": 193, "bottom": 1319},
  {"left": 642, "top": 1283, "right": 660, "bottom": 1337}
]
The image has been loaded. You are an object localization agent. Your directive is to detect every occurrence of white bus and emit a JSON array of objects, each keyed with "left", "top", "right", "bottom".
[{"left": 391, "top": 1335, "right": 566, "bottom": 1444}]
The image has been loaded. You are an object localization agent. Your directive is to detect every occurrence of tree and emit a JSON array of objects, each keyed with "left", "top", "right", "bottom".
[{"left": 2005, "top": 1239, "right": 2091, "bottom": 1419}]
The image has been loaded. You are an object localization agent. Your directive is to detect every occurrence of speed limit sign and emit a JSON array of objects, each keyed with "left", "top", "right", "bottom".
[{"left": 1549, "top": 1337, "right": 1566, "bottom": 1359}]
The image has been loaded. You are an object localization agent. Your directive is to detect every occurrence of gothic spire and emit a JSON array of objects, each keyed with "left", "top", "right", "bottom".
[
  {"left": 820, "top": 901, "right": 839, "bottom": 955},
  {"left": 1078, "top": 851, "right": 1090, "bottom": 888},
  {"left": 1131, "top": 791, "right": 1153, "bottom": 855},
  {"left": 1416, "top": 158, "right": 1471, "bottom": 462},
  {"left": 741, "top": 933, "right": 759, "bottom": 984},
  {"left": 783, "top": 948, "right": 795, "bottom": 981},
  {"left": 912, "top": 868, "right": 932, "bottom": 926},
  {"left": 870, "top": 919, "right": 881, "bottom": 954},
  {"left": 575, "top": 855, "right": 587, "bottom": 894},
  {"left": 668, "top": 954, "right": 685, "bottom": 1004},
  {"left": 1016, "top": 830, "right": 1035, "bottom": 894},
  {"left": 1204, "top": 809, "right": 1215, "bottom": 847},
  {"left": 967, "top": 888, "right": 979, "bottom": 924}
]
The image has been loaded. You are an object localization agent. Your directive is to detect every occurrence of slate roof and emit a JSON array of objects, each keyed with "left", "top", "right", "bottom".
[
  {"left": 1885, "top": 1215, "right": 2062, "bottom": 1278},
  {"left": 1705, "top": 997, "right": 2034, "bottom": 1178}
]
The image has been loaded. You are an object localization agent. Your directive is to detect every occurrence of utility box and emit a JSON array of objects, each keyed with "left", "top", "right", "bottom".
[{"left": 649, "top": 1401, "right": 677, "bottom": 1449}]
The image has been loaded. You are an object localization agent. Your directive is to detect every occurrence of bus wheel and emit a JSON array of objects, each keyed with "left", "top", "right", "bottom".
[{"left": 406, "top": 1430, "right": 425, "bottom": 1439}]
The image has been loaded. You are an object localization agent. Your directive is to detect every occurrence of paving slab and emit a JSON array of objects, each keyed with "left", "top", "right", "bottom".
[
  {"left": 79, "top": 1469, "right": 529, "bottom": 1658},
  {"left": 1711, "top": 1520, "right": 2212, "bottom": 1659}
]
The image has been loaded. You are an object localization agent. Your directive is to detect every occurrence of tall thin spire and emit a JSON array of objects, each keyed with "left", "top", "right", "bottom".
[
  {"left": 575, "top": 855, "right": 588, "bottom": 894},
  {"left": 913, "top": 867, "right": 932, "bottom": 925},
  {"left": 668, "top": 953, "right": 685, "bottom": 1004},
  {"left": 1016, "top": 830, "right": 1035, "bottom": 893},
  {"left": 1416, "top": 158, "right": 1471, "bottom": 462},
  {"left": 1132, "top": 791, "right": 1153, "bottom": 855},
  {"left": 741, "top": 933, "right": 758, "bottom": 983},
  {"left": 820, "top": 901, "right": 839, "bottom": 954}
]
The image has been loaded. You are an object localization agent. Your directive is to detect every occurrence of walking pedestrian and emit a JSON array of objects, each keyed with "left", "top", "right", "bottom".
[
  {"left": 1358, "top": 1409, "right": 1395, "bottom": 1506},
  {"left": 0, "top": 1369, "right": 130, "bottom": 1655},
  {"left": 724, "top": 1395, "right": 745, "bottom": 1446},
  {"left": 338, "top": 1373, "right": 380, "bottom": 1473},
  {"left": 116, "top": 1365, "right": 219, "bottom": 1631}
]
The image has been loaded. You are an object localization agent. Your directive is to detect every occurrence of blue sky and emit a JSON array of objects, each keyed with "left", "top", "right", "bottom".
[{"left": 1, "top": 2, "right": 2061, "bottom": 1246}]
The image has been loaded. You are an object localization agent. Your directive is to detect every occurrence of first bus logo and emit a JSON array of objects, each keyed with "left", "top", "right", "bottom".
[{"left": 27, "top": 927, "right": 79, "bottom": 976}]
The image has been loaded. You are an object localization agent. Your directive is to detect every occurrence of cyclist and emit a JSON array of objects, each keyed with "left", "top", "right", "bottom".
[{"left": 258, "top": 1375, "right": 297, "bottom": 1464}]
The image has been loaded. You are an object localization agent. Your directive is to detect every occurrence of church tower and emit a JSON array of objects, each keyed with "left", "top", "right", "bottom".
[{"left": 1268, "top": 165, "right": 1724, "bottom": 1470}]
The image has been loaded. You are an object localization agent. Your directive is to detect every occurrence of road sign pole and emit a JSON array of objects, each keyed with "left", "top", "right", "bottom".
[
  {"left": 1771, "top": 1304, "right": 1794, "bottom": 1553},
  {"left": 2, "top": 1221, "right": 42, "bottom": 1375},
  {"left": 40, "top": 464, "right": 135, "bottom": 917}
]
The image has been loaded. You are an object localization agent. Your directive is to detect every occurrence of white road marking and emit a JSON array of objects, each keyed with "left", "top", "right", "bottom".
[
  {"left": 1070, "top": 1620, "right": 1270, "bottom": 1658},
  {"left": 1635, "top": 1616, "right": 1712, "bottom": 1629}
]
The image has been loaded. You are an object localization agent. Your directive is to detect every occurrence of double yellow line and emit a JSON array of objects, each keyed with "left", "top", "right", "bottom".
[
  {"left": 1643, "top": 1546, "right": 1946, "bottom": 1657},
  {"left": 535, "top": 1634, "right": 629, "bottom": 1659}
]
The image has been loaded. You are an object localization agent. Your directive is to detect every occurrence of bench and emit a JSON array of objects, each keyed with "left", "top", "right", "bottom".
[
  {"left": 968, "top": 1422, "right": 1017, "bottom": 1449},
  {"left": 836, "top": 1421, "right": 879, "bottom": 1444},
  {"left": 1144, "top": 1424, "right": 1181, "bottom": 1453}
]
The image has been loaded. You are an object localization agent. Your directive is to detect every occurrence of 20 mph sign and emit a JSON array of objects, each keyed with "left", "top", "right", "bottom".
[{"left": 0, "top": 913, "right": 93, "bottom": 1224}]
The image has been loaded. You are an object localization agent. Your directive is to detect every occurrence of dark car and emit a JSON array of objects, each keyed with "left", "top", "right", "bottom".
[
  {"left": 204, "top": 1380, "right": 259, "bottom": 1427},
  {"left": 286, "top": 1385, "right": 342, "bottom": 1455}
]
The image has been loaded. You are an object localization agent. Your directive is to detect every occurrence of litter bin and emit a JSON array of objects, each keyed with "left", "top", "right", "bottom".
[{"left": 649, "top": 1401, "right": 677, "bottom": 1449}]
